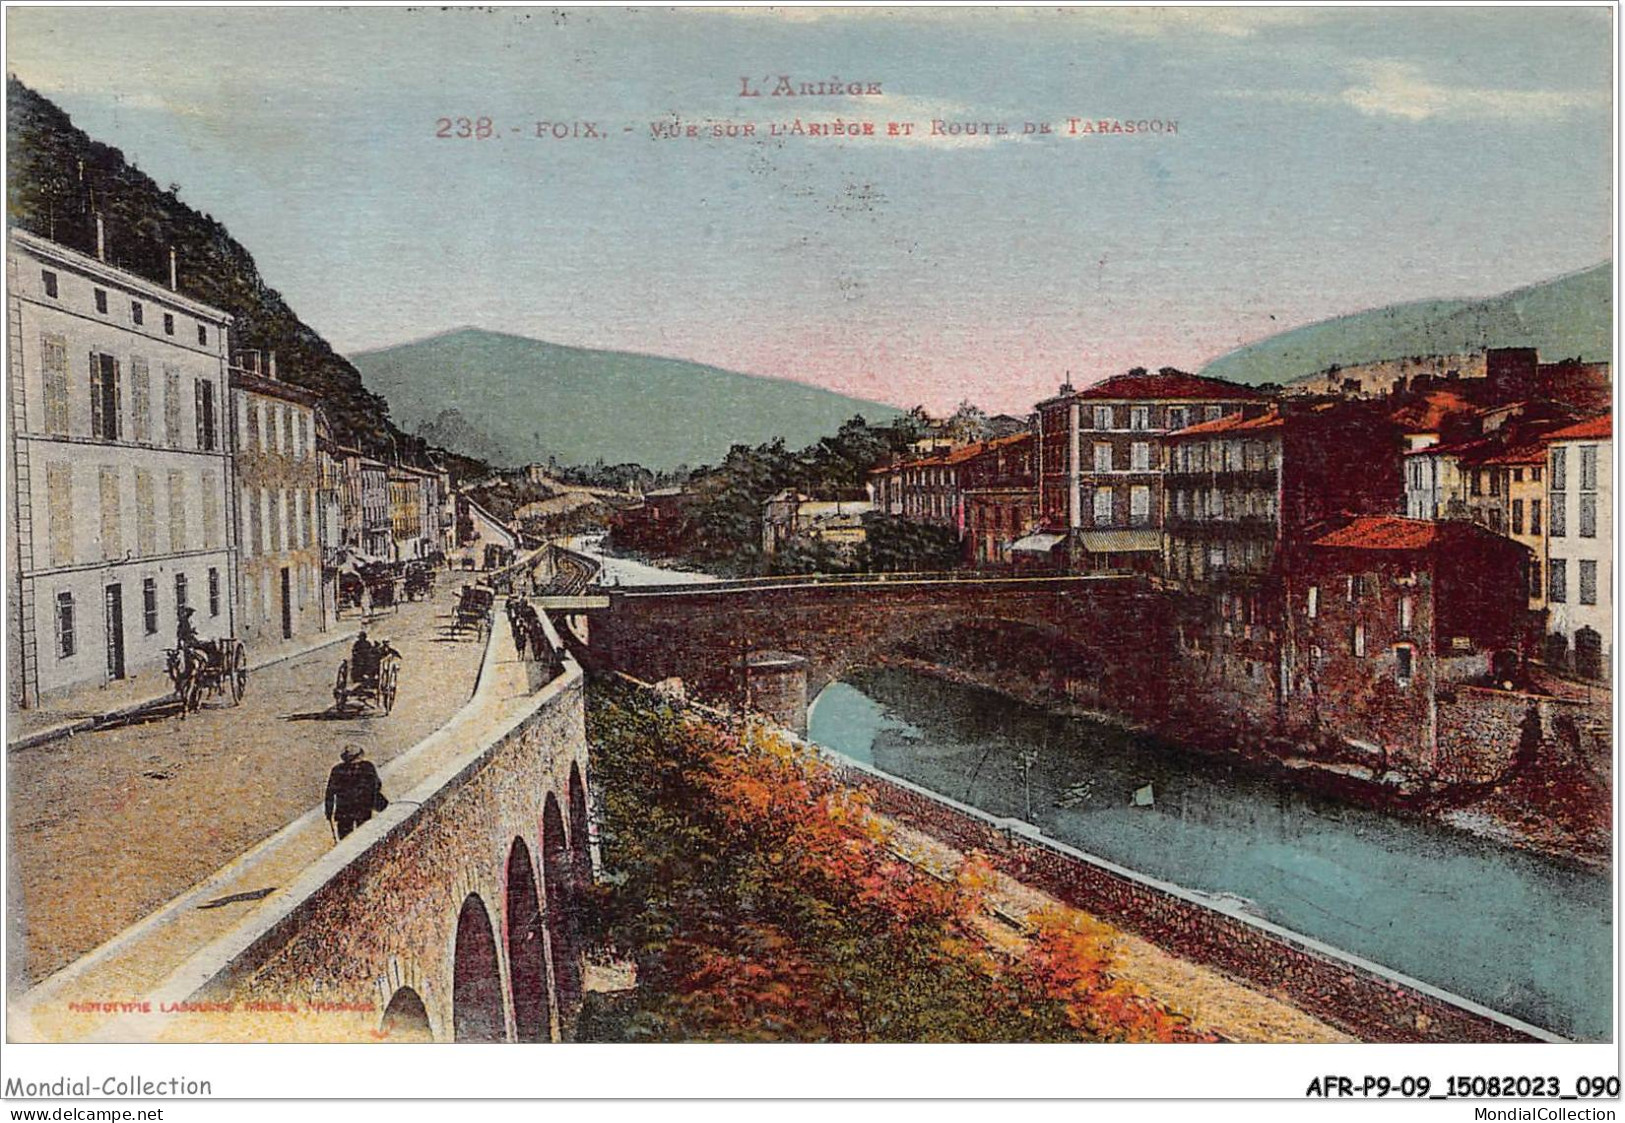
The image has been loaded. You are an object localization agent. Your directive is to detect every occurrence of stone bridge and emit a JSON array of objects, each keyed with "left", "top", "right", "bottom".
[
  {"left": 15, "top": 603, "right": 593, "bottom": 1044},
  {"left": 584, "top": 572, "right": 1173, "bottom": 732}
]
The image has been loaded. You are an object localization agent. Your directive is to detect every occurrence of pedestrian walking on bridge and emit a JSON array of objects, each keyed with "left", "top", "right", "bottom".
[{"left": 325, "top": 745, "right": 387, "bottom": 841}]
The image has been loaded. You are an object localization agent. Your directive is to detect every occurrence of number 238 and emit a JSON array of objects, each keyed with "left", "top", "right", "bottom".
[{"left": 436, "top": 117, "right": 494, "bottom": 139}]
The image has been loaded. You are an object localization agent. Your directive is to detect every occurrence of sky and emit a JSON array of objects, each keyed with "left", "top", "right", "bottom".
[{"left": 5, "top": 5, "right": 1615, "bottom": 415}]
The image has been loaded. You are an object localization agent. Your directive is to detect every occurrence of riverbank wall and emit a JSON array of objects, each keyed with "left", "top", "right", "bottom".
[{"left": 825, "top": 748, "right": 1559, "bottom": 1045}]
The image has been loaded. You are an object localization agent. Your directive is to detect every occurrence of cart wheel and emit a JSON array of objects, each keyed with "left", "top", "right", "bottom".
[
  {"left": 229, "top": 640, "right": 248, "bottom": 704},
  {"left": 334, "top": 660, "right": 350, "bottom": 709},
  {"left": 379, "top": 661, "right": 399, "bottom": 715}
]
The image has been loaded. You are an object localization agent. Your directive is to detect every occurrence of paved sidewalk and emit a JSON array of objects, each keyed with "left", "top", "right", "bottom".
[{"left": 6, "top": 626, "right": 362, "bottom": 752}]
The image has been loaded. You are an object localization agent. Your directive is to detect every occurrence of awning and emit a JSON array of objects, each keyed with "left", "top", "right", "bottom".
[
  {"left": 1010, "top": 532, "right": 1065, "bottom": 553},
  {"left": 1077, "top": 530, "right": 1162, "bottom": 554}
]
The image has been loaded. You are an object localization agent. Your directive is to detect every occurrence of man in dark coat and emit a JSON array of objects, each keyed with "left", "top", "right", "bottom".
[{"left": 325, "top": 745, "right": 386, "bottom": 840}]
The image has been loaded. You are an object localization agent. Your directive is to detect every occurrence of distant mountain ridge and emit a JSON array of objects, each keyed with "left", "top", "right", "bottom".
[
  {"left": 349, "top": 328, "right": 905, "bottom": 470},
  {"left": 1201, "top": 264, "right": 1612, "bottom": 387}
]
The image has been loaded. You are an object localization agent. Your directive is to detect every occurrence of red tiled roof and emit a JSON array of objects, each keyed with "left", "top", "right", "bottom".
[
  {"left": 1167, "top": 406, "right": 1284, "bottom": 437},
  {"left": 1543, "top": 415, "right": 1611, "bottom": 442},
  {"left": 1311, "top": 516, "right": 1440, "bottom": 551},
  {"left": 869, "top": 431, "right": 1031, "bottom": 473},
  {"left": 1475, "top": 442, "right": 1547, "bottom": 467},
  {"left": 1388, "top": 390, "right": 1475, "bottom": 433},
  {"left": 1075, "top": 370, "right": 1263, "bottom": 403}
]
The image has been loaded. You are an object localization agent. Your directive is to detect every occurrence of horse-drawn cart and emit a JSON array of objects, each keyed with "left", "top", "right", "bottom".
[
  {"left": 333, "top": 640, "right": 401, "bottom": 714},
  {"left": 448, "top": 585, "right": 495, "bottom": 640},
  {"left": 165, "top": 639, "right": 248, "bottom": 714}
]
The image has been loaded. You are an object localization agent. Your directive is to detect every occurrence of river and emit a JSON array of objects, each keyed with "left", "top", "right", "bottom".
[
  {"left": 563, "top": 534, "right": 721, "bottom": 587},
  {"left": 808, "top": 666, "right": 1611, "bottom": 1040}
]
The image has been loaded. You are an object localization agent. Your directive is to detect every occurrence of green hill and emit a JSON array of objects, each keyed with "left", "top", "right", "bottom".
[
  {"left": 6, "top": 77, "right": 416, "bottom": 460},
  {"left": 349, "top": 328, "right": 906, "bottom": 470},
  {"left": 1201, "top": 264, "right": 1612, "bottom": 386}
]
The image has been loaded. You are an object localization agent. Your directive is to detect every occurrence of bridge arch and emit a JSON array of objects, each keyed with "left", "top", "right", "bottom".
[
  {"left": 452, "top": 893, "right": 508, "bottom": 1042},
  {"left": 541, "top": 792, "right": 582, "bottom": 1017},
  {"left": 380, "top": 986, "right": 434, "bottom": 1043},
  {"left": 812, "top": 614, "right": 1111, "bottom": 704},
  {"left": 504, "top": 839, "right": 551, "bottom": 1043}
]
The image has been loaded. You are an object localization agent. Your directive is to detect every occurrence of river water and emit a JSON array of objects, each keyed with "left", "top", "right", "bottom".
[{"left": 809, "top": 667, "right": 1611, "bottom": 1040}]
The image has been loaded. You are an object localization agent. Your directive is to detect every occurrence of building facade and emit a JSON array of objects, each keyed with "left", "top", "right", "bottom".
[
  {"left": 1035, "top": 370, "right": 1262, "bottom": 572},
  {"left": 1279, "top": 517, "right": 1533, "bottom": 777},
  {"left": 1544, "top": 416, "right": 1611, "bottom": 677},
  {"left": 959, "top": 432, "right": 1039, "bottom": 567},
  {"left": 230, "top": 362, "right": 332, "bottom": 646},
  {"left": 7, "top": 228, "right": 235, "bottom": 706}
]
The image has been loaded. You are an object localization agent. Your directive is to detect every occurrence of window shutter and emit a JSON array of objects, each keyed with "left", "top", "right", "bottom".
[
  {"left": 195, "top": 379, "right": 204, "bottom": 449},
  {"left": 112, "top": 359, "right": 122, "bottom": 440},
  {"left": 89, "top": 352, "right": 103, "bottom": 437}
]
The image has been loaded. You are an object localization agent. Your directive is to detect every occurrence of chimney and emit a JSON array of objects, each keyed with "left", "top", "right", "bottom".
[
  {"left": 168, "top": 247, "right": 177, "bottom": 290},
  {"left": 268, "top": 351, "right": 277, "bottom": 381},
  {"left": 95, "top": 214, "right": 105, "bottom": 262}
]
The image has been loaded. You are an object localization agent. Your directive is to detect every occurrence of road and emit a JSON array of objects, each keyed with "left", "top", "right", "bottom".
[{"left": 6, "top": 583, "right": 487, "bottom": 987}]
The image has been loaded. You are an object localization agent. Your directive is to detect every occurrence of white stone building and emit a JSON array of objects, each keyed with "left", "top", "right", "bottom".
[
  {"left": 7, "top": 228, "right": 235, "bottom": 706},
  {"left": 1543, "top": 415, "right": 1611, "bottom": 676}
]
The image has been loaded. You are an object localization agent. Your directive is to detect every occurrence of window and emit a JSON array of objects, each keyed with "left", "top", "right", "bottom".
[
  {"left": 41, "top": 333, "right": 69, "bottom": 436},
  {"left": 89, "top": 353, "right": 120, "bottom": 440},
  {"left": 1531, "top": 499, "right": 1543, "bottom": 536},
  {"left": 1093, "top": 487, "right": 1114, "bottom": 527},
  {"left": 99, "top": 466, "right": 121, "bottom": 560},
  {"left": 1551, "top": 447, "right": 1567, "bottom": 491},
  {"left": 197, "top": 324, "right": 209, "bottom": 346},
  {"left": 94, "top": 288, "right": 107, "bottom": 314},
  {"left": 175, "top": 572, "right": 189, "bottom": 614},
  {"left": 143, "top": 578, "right": 159, "bottom": 635},
  {"left": 1470, "top": 470, "right": 1482, "bottom": 497},
  {"left": 1580, "top": 446, "right": 1597, "bottom": 491},
  {"left": 1129, "top": 406, "right": 1150, "bottom": 431},
  {"left": 1130, "top": 485, "right": 1151, "bottom": 527},
  {"left": 1529, "top": 559, "right": 1542, "bottom": 600},
  {"left": 1395, "top": 644, "right": 1414, "bottom": 685},
  {"left": 168, "top": 470, "right": 189, "bottom": 552},
  {"left": 1093, "top": 443, "right": 1113, "bottom": 473},
  {"left": 1579, "top": 495, "right": 1596, "bottom": 538},
  {"left": 1513, "top": 468, "right": 1524, "bottom": 483},
  {"left": 1205, "top": 406, "right": 1223, "bottom": 422},
  {"left": 195, "top": 379, "right": 217, "bottom": 451},
  {"left": 163, "top": 313, "right": 175, "bottom": 336},
  {"left": 131, "top": 301, "right": 143, "bottom": 326},
  {"left": 130, "top": 358, "right": 152, "bottom": 443},
  {"left": 1167, "top": 406, "right": 1187, "bottom": 431},
  {"left": 41, "top": 270, "right": 58, "bottom": 298},
  {"left": 1306, "top": 586, "right": 1318, "bottom": 618},
  {"left": 135, "top": 470, "right": 156, "bottom": 557},
  {"left": 246, "top": 486, "right": 260, "bottom": 559},
  {"left": 1092, "top": 406, "right": 1113, "bottom": 430},
  {"left": 1579, "top": 560, "right": 1597, "bottom": 606},
  {"left": 164, "top": 368, "right": 183, "bottom": 446},
  {"left": 1352, "top": 623, "right": 1366, "bottom": 657},
  {"left": 47, "top": 462, "right": 73, "bottom": 567},
  {"left": 1532, "top": 467, "right": 1542, "bottom": 483},
  {"left": 209, "top": 567, "right": 222, "bottom": 617},
  {"left": 1550, "top": 496, "right": 1566, "bottom": 538},
  {"left": 201, "top": 470, "right": 222, "bottom": 548},
  {"left": 1512, "top": 499, "right": 1524, "bottom": 535},
  {"left": 56, "top": 592, "right": 75, "bottom": 658},
  {"left": 1130, "top": 442, "right": 1151, "bottom": 471},
  {"left": 1549, "top": 558, "right": 1567, "bottom": 604},
  {"left": 1398, "top": 594, "right": 1414, "bottom": 633},
  {"left": 1488, "top": 470, "right": 1500, "bottom": 497}
]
